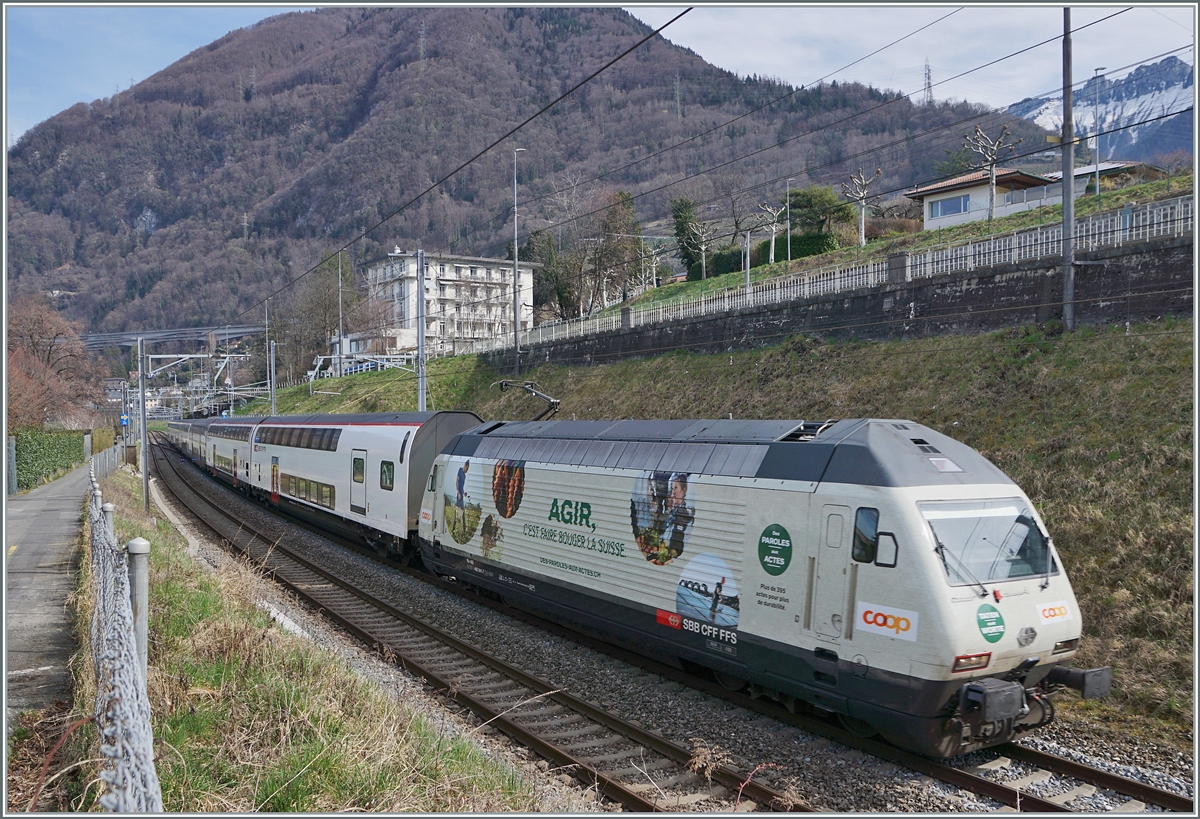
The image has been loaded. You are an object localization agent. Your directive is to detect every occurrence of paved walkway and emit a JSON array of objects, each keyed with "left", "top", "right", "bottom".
[{"left": 5, "top": 464, "right": 90, "bottom": 726}]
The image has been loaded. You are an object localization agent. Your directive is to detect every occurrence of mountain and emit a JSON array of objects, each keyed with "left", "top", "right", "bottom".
[
  {"left": 7, "top": 7, "right": 1038, "bottom": 334},
  {"left": 1006, "top": 55, "right": 1193, "bottom": 162}
]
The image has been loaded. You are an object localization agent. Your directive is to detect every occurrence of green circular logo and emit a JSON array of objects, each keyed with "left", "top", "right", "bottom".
[
  {"left": 758, "top": 524, "right": 792, "bottom": 576},
  {"left": 976, "top": 603, "right": 1006, "bottom": 643}
]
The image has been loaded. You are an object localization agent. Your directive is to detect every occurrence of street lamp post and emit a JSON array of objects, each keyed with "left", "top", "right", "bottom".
[
  {"left": 786, "top": 178, "right": 795, "bottom": 263},
  {"left": 1093, "top": 67, "right": 1106, "bottom": 204},
  {"left": 512, "top": 147, "right": 526, "bottom": 377}
]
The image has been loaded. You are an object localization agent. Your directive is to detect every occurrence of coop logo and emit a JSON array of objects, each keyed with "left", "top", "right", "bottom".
[
  {"left": 656, "top": 609, "right": 682, "bottom": 630},
  {"left": 1037, "top": 601, "right": 1073, "bottom": 625},
  {"left": 855, "top": 601, "right": 919, "bottom": 641}
]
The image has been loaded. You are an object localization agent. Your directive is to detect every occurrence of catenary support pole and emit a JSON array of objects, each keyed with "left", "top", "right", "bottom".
[
  {"left": 513, "top": 147, "right": 526, "bottom": 377},
  {"left": 337, "top": 251, "right": 344, "bottom": 378},
  {"left": 138, "top": 337, "right": 149, "bottom": 511},
  {"left": 1062, "top": 8, "right": 1076, "bottom": 331},
  {"left": 416, "top": 249, "right": 427, "bottom": 412},
  {"left": 126, "top": 537, "right": 151, "bottom": 687},
  {"left": 269, "top": 340, "right": 277, "bottom": 416}
]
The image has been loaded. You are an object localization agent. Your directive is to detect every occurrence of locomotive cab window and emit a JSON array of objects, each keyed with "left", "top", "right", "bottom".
[
  {"left": 875, "top": 533, "right": 898, "bottom": 568},
  {"left": 399, "top": 431, "right": 411, "bottom": 463},
  {"left": 852, "top": 508, "right": 879, "bottom": 563},
  {"left": 921, "top": 499, "right": 1058, "bottom": 585},
  {"left": 380, "top": 461, "right": 395, "bottom": 491},
  {"left": 353, "top": 457, "right": 365, "bottom": 484}
]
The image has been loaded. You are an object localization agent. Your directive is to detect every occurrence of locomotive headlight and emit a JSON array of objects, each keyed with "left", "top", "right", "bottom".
[
  {"left": 1052, "top": 638, "right": 1079, "bottom": 655},
  {"left": 952, "top": 652, "right": 991, "bottom": 673}
]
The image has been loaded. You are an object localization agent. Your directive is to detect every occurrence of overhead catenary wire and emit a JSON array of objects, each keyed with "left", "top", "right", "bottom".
[
  {"left": 239, "top": 5, "right": 1131, "bottom": 332},
  {"left": 225, "top": 8, "right": 694, "bottom": 327},
  {"left": 432, "top": 7, "right": 1138, "bottom": 262},
  {"left": 334, "top": 102, "right": 1193, "bottom": 334},
  {"left": 251, "top": 7, "right": 1186, "bottom": 365}
]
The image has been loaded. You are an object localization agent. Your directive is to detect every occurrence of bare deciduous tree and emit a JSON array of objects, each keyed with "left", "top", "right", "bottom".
[
  {"left": 964, "top": 124, "right": 1022, "bottom": 224},
  {"left": 842, "top": 168, "right": 882, "bottom": 247}
]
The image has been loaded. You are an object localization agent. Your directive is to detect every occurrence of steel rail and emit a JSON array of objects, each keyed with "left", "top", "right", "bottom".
[
  {"left": 152, "top": 434, "right": 1190, "bottom": 813},
  {"left": 998, "top": 742, "right": 1194, "bottom": 813},
  {"left": 150, "top": 437, "right": 808, "bottom": 811}
]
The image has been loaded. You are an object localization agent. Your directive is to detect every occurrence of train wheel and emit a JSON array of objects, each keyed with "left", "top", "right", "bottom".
[
  {"left": 713, "top": 671, "right": 748, "bottom": 691},
  {"left": 837, "top": 714, "right": 878, "bottom": 738}
]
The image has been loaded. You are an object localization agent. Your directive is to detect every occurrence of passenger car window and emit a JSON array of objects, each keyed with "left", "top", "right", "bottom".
[
  {"left": 852, "top": 508, "right": 879, "bottom": 563},
  {"left": 380, "top": 461, "right": 394, "bottom": 491},
  {"left": 353, "top": 457, "right": 365, "bottom": 483}
]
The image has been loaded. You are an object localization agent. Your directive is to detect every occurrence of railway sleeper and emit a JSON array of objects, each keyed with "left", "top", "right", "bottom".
[
  {"left": 510, "top": 704, "right": 568, "bottom": 720},
  {"left": 607, "top": 757, "right": 679, "bottom": 778},
  {"left": 576, "top": 748, "right": 652, "bottom": 766},
  {"left": 538, "top": 724, "right": 610, "bottom": 741},
  {"left": 517, "top": 713, "right": 591, "bottom": 730}
]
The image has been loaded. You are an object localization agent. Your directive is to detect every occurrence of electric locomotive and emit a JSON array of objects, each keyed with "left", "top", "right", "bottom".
[{"left": 417, "top": 417, "right": 1111, "bottom": 758}]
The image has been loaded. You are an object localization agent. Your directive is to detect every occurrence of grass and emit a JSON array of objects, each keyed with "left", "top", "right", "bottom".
[
  {"left": 617, "top": 172, "right": 1194, "bottom": 313},
  {"left": 50, "top": 467, "right": 548, "bottom": 812},
  {"left": 253, "top": 318, "right": 1193, "bottom": 748}
]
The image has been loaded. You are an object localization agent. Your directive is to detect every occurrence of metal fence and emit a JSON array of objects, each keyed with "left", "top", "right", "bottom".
[
  {"left": 87, "top": 466, "right": 162, "bottom": 812},
  {"left": 93, "top": 445, "right": 120, "bottom": 479},
  {"left": 466, "top": 194, "right": 1193, "bottom": 354}
]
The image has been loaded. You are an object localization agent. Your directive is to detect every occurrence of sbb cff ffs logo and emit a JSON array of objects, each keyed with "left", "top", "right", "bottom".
[{"left": 854, "top": 601, "right": 919, "bottom": 642}]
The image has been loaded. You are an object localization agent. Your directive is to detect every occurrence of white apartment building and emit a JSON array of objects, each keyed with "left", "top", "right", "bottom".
[{"left": 364, "top": 249, "right": 537, "bottom": 355}]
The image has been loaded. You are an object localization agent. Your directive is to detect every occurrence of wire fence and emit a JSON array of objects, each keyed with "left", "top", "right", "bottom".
[
  {"left": 87, "top": 465, "right": 162, "bottom": 812},
  {"left": 466, "top": 194, "right": 1193, "bottom": 354},
  {"left": 93, "top": 445, "right": 120, "bottom": 479}
]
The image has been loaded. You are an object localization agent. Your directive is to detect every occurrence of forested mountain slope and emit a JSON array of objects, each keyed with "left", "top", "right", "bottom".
[{"left": 7, "top": 7, "right": 1032, "bottom": 332}]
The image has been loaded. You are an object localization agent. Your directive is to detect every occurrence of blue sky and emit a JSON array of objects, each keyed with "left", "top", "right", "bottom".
[{"left": 4, "top": 5, "right": 1195, "bottom": 148}]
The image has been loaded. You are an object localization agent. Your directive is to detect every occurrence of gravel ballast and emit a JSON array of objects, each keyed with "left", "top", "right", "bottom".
[{"left": 152, "top": 463, "right": 1195, "bottom": 812}]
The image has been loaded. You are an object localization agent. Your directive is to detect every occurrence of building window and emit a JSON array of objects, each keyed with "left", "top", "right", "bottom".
[
  {"left": 930, "top": 194, "right": 970, "bottom": 218},
  {"left": 455, "top": 266, "right": 464, "bottom": 276},
  {"left": 439, "top": 284, "right": 446, "bottom": 297},
  {"left": 439, "top": 264, "right": 446, "bottom": 275},
  {"left": 470, "top": 266, "right": 478, "bottom": 277}
]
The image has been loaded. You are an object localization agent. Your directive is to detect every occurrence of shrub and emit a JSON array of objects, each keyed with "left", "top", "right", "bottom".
[{"left": 13, "top": 428, "right": 86, "bottom": 489}]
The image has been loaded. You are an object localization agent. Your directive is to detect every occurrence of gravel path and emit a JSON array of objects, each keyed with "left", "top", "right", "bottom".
[{"left": 151, "top": 464, "right": 1195, "bottom": 812}]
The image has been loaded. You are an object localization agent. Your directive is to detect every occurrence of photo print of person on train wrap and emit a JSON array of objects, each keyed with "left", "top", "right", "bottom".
[{"left": 630, "top": 471, "right": 694, "bottom": 565}]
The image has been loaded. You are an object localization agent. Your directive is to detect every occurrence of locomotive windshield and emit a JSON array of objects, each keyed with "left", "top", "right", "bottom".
[{"left": 920, "top": 499, "right": 1058, "bottom": 586}]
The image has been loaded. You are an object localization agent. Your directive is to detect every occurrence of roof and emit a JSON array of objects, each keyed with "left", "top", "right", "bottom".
[
  {"left": 1041, "top": 160, "right": 1159, "bottom": 181},
  {"left": 906, "top": 168, "right": 1052, "bottom": 201},
  {"left": 446, "top": 418, "right": 1013, "bottom": 487}
]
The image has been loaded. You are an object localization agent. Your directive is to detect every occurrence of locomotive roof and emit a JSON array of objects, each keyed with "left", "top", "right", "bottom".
[
  {"left": 450, "top": 418, "right": 1013, "bottom": 488},
  {"left": 471, "top": 417, "right": 832, "bottom": 443}
]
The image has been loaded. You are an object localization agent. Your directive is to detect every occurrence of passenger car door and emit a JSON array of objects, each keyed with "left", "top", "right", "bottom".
[{"left": 351, "top": 449, "right": 367, "bottom": 514}]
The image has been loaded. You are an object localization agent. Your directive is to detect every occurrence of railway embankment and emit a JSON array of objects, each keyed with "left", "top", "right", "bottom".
[
  {"left": 6, "top": 465, "right": 575, "bottom": 812},
  {"left": 266, "top": 317, "right": 1193, "bottom": 752}
]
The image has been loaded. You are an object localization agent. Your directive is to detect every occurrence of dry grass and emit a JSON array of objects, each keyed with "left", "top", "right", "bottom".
[
  {"left": 55, "top": 467, "right": 541, "bottom": 812},
  {"left": 263, "top": 318, "right": 1193, "bottom": 745}
]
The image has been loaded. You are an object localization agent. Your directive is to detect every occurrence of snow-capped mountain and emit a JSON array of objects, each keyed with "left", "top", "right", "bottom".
[{"left": 1007, "top": 56, "right": 1193, "bottom": 162}]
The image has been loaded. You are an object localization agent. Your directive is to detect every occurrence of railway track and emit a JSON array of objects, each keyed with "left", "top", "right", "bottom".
[
  {"left": 148, "top": 437, "right": 1193, "bottom": 813},
  {"left": 149, "top": 437, "right": 808, "bottom": 812}
]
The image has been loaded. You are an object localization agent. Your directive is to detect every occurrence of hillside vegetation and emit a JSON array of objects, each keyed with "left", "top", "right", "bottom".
[
  {"left": 8, "top": 6, "right": 1035, "bottom": 333},
  {"left": 253, "top": 318, "right": 1194, "bottom": 742}
]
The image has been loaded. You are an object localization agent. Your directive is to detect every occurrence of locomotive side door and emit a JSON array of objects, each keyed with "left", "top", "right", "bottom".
[
  {"left": 350, "top": 449, "right": 367, "bottom": 514},
  {"left": 812, "top": 504, "right": 851, "bottom": 640}
]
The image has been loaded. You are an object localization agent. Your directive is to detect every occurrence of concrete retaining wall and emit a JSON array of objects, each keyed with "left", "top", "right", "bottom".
[{"left": 488, "top": 236, "right": 1192, "bottom": 370}]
